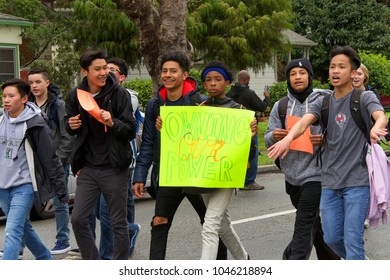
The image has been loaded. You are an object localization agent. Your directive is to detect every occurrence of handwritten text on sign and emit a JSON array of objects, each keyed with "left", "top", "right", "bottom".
[{"left": 160, "top": 106, "right": 254, "bottom": 188}]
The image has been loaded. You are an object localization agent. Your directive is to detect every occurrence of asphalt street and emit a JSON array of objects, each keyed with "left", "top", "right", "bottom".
[{"left": 0, "top": 167, "right": 389, "bottom": 260}]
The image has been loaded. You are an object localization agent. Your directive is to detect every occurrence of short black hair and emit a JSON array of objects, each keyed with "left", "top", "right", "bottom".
[
  {"left": 2, "top": 79, "right": 31, "bottom": 98},
  {"left": 79, "top": 48, "right": 107, "bottom": 70},
  {"left": 27, "top": 67, "right": 49, "bottom": 80},
  {"left": 201, "top": 61, "right": 233, "bottom": 82},
  {"left": 107, "top": 57, "right": 129, "bottom": 76},
  {"left": 160, "top": 52, "right": 190, "bottom": 73},
  {"left": 329, "top": 45, "right": 361, "bottom": 71}
]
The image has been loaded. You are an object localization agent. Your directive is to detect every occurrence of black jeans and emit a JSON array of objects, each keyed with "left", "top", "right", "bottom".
[
  {"left": 71, "top": 167, "right": 129, "bottom": 260},
  {"left": 150, "top": 187, "right": 227, "bottom": 259},
  {"left": 283, "top": 181, "right": 339, "bottom": 260}
]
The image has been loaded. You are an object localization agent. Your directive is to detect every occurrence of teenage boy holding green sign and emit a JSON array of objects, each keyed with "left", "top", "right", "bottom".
[
  {"left": 156, "top": 61, "right": 257, "bottom": 259},
  {"left": 133, "top": 52, "right": 227, "bottom": 260}
]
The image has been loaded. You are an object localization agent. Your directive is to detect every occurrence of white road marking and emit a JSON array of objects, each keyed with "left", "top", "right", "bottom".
[{"left": 232, "top": 209, "right": 296, "bottom": 225}]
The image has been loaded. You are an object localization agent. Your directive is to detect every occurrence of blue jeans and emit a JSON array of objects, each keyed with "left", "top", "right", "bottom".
[
  {"left": 97, "top": 169, "right": 136, "bottom": 260},
  {"left": 53, "top": 163, "right": 70, "bottom": 244},
  {"left": 245, "top": 133, "right": 258, "bottom": 185},
  {"left": 0, "top": 184, "right": 53, "bottom": 260},
  {"left": 320, "top": 186, "right": 370, "bottom": 260}
]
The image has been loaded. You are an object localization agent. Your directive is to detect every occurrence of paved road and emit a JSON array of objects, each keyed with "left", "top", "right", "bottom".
[{"left": 1, "top": 170, "right": 389, "bottom": 260}]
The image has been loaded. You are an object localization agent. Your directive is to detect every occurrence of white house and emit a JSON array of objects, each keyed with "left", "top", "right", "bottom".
[{"left": 0, "top": 12, "right": 33, "bottom": 82}]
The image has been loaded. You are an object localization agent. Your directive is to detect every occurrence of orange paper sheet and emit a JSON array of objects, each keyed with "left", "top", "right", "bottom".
[
  {"left": 286, "top": 115, "right": 313, "bottom": 154},
  {"left": 77, "top": 89, "right": 107, "bottom": 132}
]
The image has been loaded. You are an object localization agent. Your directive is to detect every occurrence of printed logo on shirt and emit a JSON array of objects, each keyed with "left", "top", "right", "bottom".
[
  {"left": 5, "top": 148, "right": 13, "bottom": 159},
  {"left": 335, "top": 113, "right": 347, "bottom": 128}
]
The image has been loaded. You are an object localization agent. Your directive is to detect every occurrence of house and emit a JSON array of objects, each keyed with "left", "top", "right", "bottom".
[
  {"left": 126, "top": 29, "right": 317, "bottom": 99},
  {"left": 0, "top": 12, "right": 33, "bottom": 83}
]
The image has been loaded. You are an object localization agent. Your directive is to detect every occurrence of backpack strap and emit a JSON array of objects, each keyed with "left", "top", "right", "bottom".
[
  {"left": 278, "top": 96, "right": 289, "bottom": 129},
  {"left": 315, "top": 94, "right": 331, "bottom": 167},
  {"left": 274, "top": 96, "right": 288, "bottom": 169},
  {"left": 350, "top": 88, "right": 370, "bottom": 143},
  {"left": 320, "top": 94, "right": 330, "bottom": 133}
]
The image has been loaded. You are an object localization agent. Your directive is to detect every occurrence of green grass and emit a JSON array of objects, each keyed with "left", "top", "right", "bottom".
[
  {"left": 257, "top": 114, "right": 390, "bottom": 166},
  {"left": 257, "top": 120, "right": 275, "bottom": 165}
]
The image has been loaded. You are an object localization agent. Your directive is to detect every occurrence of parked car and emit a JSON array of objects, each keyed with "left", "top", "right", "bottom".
[{"left": 0, "top": 174, "right": 77, "bottom": 221}]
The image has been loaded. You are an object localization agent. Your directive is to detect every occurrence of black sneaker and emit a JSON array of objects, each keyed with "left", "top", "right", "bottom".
[{"left": 0, "top": 249, "right": 23, "bottom": 259}]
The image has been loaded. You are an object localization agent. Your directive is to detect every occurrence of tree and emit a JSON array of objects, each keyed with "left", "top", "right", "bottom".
[
  {"left": 292, "top": 0, "right": 390, "bottom": 82},
  {"left": 70, "top": 0, "right": 293, "bottom": 92},
  {"left": 187, "top": 0, "right": 292, "bottom": 72},
  {"left": 0, "top": 0, "right": 81, "bottom": 94},
  {"left": 70, "top": 0, "right": 189, "bottom": 91}
]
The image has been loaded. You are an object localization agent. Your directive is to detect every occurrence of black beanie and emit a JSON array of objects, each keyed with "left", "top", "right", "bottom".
[{"left": 285, "top": 58, "right": 314, "bottom": 78}]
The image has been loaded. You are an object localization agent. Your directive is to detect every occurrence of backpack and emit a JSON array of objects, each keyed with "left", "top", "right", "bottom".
[
  {"left": 134, "top": 107, "right": 144, "bottom": 153},
  {"left": 126, "top": 88, "right": 143, "bottom": 157},
  {"left": 46, "top": 83, "right": 62, "bottom": 128},
  {"left": 275, "top": 88, "right": 368, "bottom": 168}
]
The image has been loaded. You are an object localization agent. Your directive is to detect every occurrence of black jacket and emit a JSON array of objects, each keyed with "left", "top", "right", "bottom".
[
  {"left": 227, "top": 83, "right": 270, "bottom": 113},
  {"left": 65, "top": 73, "right": 135, "bottom": 174},
  {"left": 25, "top": 114, "right": 68, "bottom": 204}
]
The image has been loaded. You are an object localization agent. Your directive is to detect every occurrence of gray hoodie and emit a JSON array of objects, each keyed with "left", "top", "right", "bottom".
[
  {"left": 0, "top": 102, "right": 41, "bottom": 189},
  {"left": 264, "top": 90, "right": 328, "bottom": 186}
]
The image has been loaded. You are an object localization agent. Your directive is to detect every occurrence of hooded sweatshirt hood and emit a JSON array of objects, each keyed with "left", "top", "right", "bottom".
[
  {"left": 0, "top": 102, "right": 41, "bottom": 189},
  {"left": 157, "top": 77, "right": 197, "bottom": 102}
]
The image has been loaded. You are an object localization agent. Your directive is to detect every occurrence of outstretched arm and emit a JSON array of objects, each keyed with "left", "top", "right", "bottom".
[
  {"left": 267, "top": 113, "right": 317, "bottom": 160},
  {"left": 371, "top": 110, "right": 388, "bottom": 143}
]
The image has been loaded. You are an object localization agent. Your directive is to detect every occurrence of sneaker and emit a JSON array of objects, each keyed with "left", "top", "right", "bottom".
[
  {"left": 0, "top": 250, "right": 23, "bottom": 260},
  {"left": 50, "top": 241, "right": 71, "bottom": 255},
  {"left": 68, "top": 248, "right": 81, "bottom": 256},
  {"left": 364, "top": 219, "right": 370, "bottom": 229},
  {"left": 242, "top": 182, "right": 265, "bottom": 191},
  {"left": 129, "top": 224, "right": 141, "bottom": 258}
]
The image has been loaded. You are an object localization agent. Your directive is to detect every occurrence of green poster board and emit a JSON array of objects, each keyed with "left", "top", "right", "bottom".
[{"left": 159, "top": 106, "right": 254, "bottom": 188}]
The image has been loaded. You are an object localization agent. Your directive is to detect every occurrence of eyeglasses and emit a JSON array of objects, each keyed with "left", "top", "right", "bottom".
[{"left": 109, "top": 67, "right": 122, "bottom": 75}]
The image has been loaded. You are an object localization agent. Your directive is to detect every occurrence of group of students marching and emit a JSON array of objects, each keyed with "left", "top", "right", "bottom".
[{"left": 0, "top": 45, "right": 388, "bottom": 261}]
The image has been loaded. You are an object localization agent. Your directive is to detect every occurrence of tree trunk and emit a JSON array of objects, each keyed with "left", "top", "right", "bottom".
[{"left": 118, "top": 0, "right": 190, "bottom": 95}]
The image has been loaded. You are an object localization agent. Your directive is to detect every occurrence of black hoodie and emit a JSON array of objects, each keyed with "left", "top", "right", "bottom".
[
  {"left": 65, "top": 73, "right": 136, "bottom": 174},
  {"left": 227, "top": 83, "right": 269, "bottom": 112}
]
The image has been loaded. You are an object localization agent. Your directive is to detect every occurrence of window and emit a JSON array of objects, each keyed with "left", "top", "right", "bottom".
[{"left": 0, "top": 47, "right": 16, "bottom": 83}]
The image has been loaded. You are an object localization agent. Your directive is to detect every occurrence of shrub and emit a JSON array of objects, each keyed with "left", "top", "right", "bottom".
[
  {"left": 189, "top": 69, "right": 206, "bottom": 95},
  {"left": 359, "top": 50, "right": 390, "bottom": 96},
  {"left": 122, "top": 79, "right": 153, "bottom": 110}
]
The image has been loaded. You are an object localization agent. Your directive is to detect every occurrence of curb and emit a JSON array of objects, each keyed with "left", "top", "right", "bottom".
[{"left": 257, "top": 164, "right": 281, "bottom": 174}]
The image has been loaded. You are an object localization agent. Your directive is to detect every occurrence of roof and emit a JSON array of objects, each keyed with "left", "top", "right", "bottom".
[
  {"left": 0, "top": 12, "right": 33, "bottom": 27},
  {"left": 282, "top": 29, "right": 317, "bottom": 47}
]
